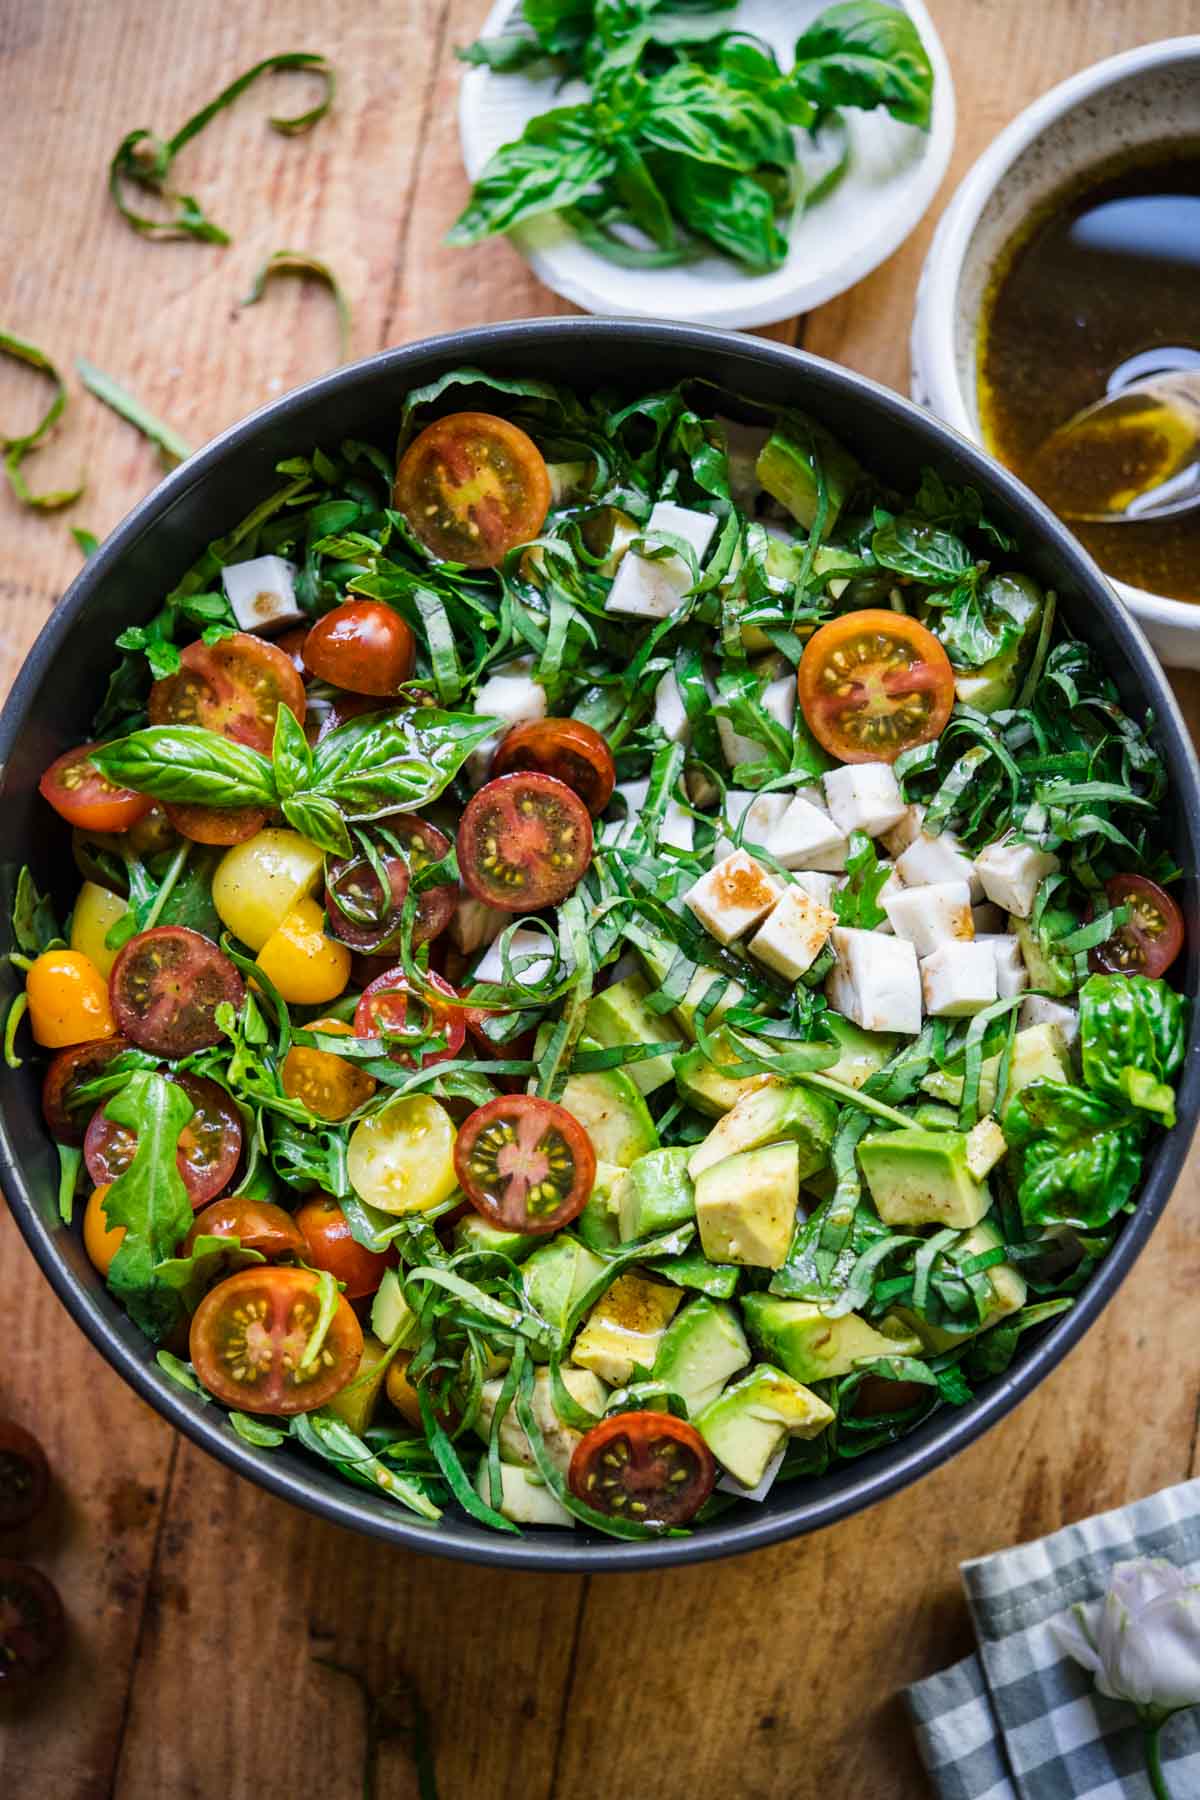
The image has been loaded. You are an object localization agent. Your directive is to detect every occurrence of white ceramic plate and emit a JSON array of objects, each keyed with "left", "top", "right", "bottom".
[{"left": 458, "top": 0, "right": 956, "bottom": 329}]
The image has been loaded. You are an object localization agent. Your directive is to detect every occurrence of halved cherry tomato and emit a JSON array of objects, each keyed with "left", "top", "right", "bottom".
[
  {"left": 163, "top": 802, "right": 268, "bottom": 846},
  {"left": 83, "top": 1183, "right": 125, "bottom": 1277},
  {"left": 457, "top": 772, "right": 592, "bottom": 912},
  {"left": 184, "top": 1197, "right": 306, "bottom": 1261},
  {"left": 109, "top": 926, "right": 244, "bottom": 1057},
  {"left": 84, "top": 1072, "right": 242, "bottom": 1207},
  {"left": 384, "top": 1350, "right": 458, "bottom": 1432},
  {"left": 1089, "top": 873, "right": 1184, "bottom": 978},
  {"left": 42, "top": 1035, "right": 130, "bottom": 1145},
  {"left": 256, "top": 897, "right": 351, "bottom": 1006},
  {"left": 38, "top": 742, "right": 153, "bottom": 834},
  {"left": 190, "top": 1267, "right": 363, "bottom": 1415},
  {"left": 394, "top": 411, "right": 552, "bottom": 568},
  {"left": 491, "top": 718, "right": 616, "bottom": 816},
  {"left": 274, "top": 625, "right": 311, "bottom": 674},
  {"left": 148, "top": 632, "right": 306, "bottom": 753},
  {"left": 354, "top": 968, "right": 465, "bottom": 1068},
  {"left": 568, "top": 1412, "right": 715, "bottom": 1526},
  {"left": 390, "top": 814, "right": 456, "bottom": 946},
  {"left": 302, "top": 600, "right": 416, "bottom": 697},
  {"left": 0, "top": 1561, "right": 65, "bottom": 1687},
  {"left": 282, "top": 1016, "right": 377, "bottom": 1121},
  {"left": 0, "top": 1421, "right": 50, "bottom": 1530},
  {"left": 454, "top": 1094, "right": 595, "bottom": 1234},
  {"left": 797, "top": 609, "right": 955, "bottom": 764},
  {"left": 295, "top": 1196, "right": 395, "bottom": 1300},
  {"left": 326, "top": 817, "right": 454, "bottom": 954},
  {"left": 26, "top": 950, "right": 116, "bottom": 1048}
]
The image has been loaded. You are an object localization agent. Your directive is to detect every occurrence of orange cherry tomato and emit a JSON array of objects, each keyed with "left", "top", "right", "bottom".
[
  {"left": 148, "top": 632, "right": 306, "bottom": 754},
  {"left": 163, "top": 802, "right": 268, "bottom": 846},
  {"left": 38, "top": 742, "right": 154, "bottom": 833},
  {"left": 384, "top": 1350, "right": 458, "bottom": 1433},
  {"left": 394, "top": 412, "right": 552, "bottom": 568},
  {"left": 281, "top": 1016, "right": 376, "bottom": 1122},
  {"left": 490, "top": 718, "right": 616, "bottom": 816},
  {"left": 190, "top": 1267, "right": 363, "bottom": 1415},
  {"left": 568, "top": 1412, "right": 716, "bottom": 1526},
  {"left": 26, "top": 950, "right": 116, "bottom": 1048},
  {"left": 184, "top": 1197, "right": 307, "bottom": 1261},
  {"left": 83, "top": 1183, "right": 126, "bottom": 1277},
  {"left": 295, "top": 1195, "right": 395, "bottom": 1300},
  {"left": 302, "top": 600, "right": 416, "bottom": 697},
  {"left": 797, "top": 609, "right": 955, "bottom": 764}
]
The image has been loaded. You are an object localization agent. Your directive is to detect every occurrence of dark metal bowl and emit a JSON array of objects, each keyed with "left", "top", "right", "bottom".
[{"left": 3, "top": 319, "right": 1197, "bottom": 1571}]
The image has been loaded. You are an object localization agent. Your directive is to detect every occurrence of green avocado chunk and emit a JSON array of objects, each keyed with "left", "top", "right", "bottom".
[
  {"left": 327, "top": 1335, "right": 391, "bottom": 1435},
  {"left": 523, "top": 1237, "right": 607, "bottom": 1359},
  {"left": 1011, "top": 914, "right": 1077, "bottom": 998},
  {"left": 585, "top": 975, "right": 682, "bottom": 1096},
  {"left": 821, "top": 1014, "right": 899, "bottom": 1090},
  {"left": 619, "top": 1147, "right": 696, "bottom": 1241},
  {"left": 695, "top": 1363, "right": 834, "bottom": 1487},
  {"left": 652, "top": 1297, "right": 751, "bottom": 1415},
  {"left": 452, "top": 1213, "right": 539, "bottom": 1262},
  {"left": 652, "top": 1246, "right": 741, "bottom": 1300},
  {"left": 370, "top": 1269, "right": 420, "bottom": 1348},
  {"left": 921, "top": 1022, "right": 1072, "bottom": 1117},
  {"left": 635, "top": 933, "right": 747, "bottom": 1039},
  {"left": 858, "top": 1127, "right": 990, "bottom": 1228},
  {"left": 742, "top": 1294, "right": 921, "bottom": 1385},
  {"left": 688, "top": 1081, "right": 837, "bottom": 1180},
  {"left": 673, "top": 1029, "right": 770, "bottom": 1118},
  {"left": 576, "top": 1160, "right": 628, "bottom": 1253},
  {"left": 560, "top": 1058, "right": 659, "bottom": 1167},
  {"left": 889, "top": 1219, "right": 1027, "bottom": 1352},
  {"left": 755, "top": 419, "right": 860, "bottom": 536},
  {"left": 694, "top": 1140, "right": 800, "bottom": 1269},
  {"left": 952, "top": 574, "right": 1043, "bottom": 713}
]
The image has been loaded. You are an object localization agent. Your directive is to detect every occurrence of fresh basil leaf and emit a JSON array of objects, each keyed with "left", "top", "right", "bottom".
[
  {"left": 309, "top": 708, "right": 500, "bottom": 818},
  {"left": 11, "top": 866, "right": 62, "bottom": 955},
  {"left": 281, "top": 793, "right": 352, "bottom": 856},
  {"left": 92, "top": 727, "right": 277, "bottom": 809},
  {"left": 241, "top": 251, "right": 351, "bottom": 364},
  {"left": 447, "top": 107, "right": 617, "bottom": 245},
  {"left": 102, "top": 1072, "right": 198, "bottom": 1340},
  {"left": 870, "top": 517, "right": 976, "bottom": 588},
  {"left": 1079, "top": 972, "right": 1188, "bottom": 1127},
  {"left": 634, "top": 62, "right": 794, "bottom": 172},
  {"left": 1005, "top": 1078, "right": 1146, "bottom": 1231},
  {"left": 656, "top": 154, "right": 789, "bottom": 272},
  {"left": 272, "top": 701, "right": 314, "bottom": 800},
  {"left": 791, "top": 1, "right": 934, "bottom": 129}
]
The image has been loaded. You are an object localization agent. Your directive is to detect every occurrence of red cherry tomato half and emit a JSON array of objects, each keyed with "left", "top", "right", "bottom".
[
  {"left": 457, "top": 772, "right": 593, "bottom": 912},
  {"left": 39, "top": 742, "right": 154, "bottom": 834},
  {"left": 353, "top": 967, "right": 465, "bottom": 1068},
  {"left": 394, "top": 411, "right": 552, "bottom": 568},
  {"left": 41, "top": 1035, "right": 130, "bottom": 1146},
  {"left": 189, "top": 1267, "right": 363, "bottom": 1415},
  {"left": 490, "top": 718, "right": 616, "bottom": 816},
  {"left": 274, "top": 625, "right": 311, "bottom": 675},
  {"left": 184, "top": 1197, "right": 307, "bottom": 1262},
  {"left": 0, "top": 1561, "right": 65, "bottom": 1688},
  {"left": 313, "top": 692, "right": 388, "bottom": 743},
  {"left": 568, "top": 1412, "right": 716, "bottom": 1527},
  {"left": 163, "top": 801, "right": 268, "bottom": 846},
  {"left": 0, "top": 1421, "right": 50, "bottom": 1530},
  {"left": 108, "top": 926, "right": 245, "bottom": 1057},
  {"left": 1089, "top": 873, "right": 1185, "bottom": 978},
  {"left": 84, "top": 1072, "right": 242, "bottom": 1208},
  {"left": 453, "top": 1094, "right": 595, "bottom": 1235},
  {"left": 797, "top": 609, "right": 955, "bottom": 764},
  {"left": 295, "top": 1195, "right": 395, "bottom": 1299},
  {"left": 326, "top": 816, "right": 454, "bottom": 953},
  {"left": 148, "top": 632, "right": 306, "bottom": 754},
  {"left": 302, "top": 600, "right": 416, "bottom": 697}
]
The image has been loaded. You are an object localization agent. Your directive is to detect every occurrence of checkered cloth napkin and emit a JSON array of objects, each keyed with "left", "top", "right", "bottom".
[{"left": 905, "top": 1480, "right": 1200, "bottom": 1797}]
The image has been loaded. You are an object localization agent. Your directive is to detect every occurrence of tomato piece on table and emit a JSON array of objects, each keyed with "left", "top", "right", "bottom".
[
  {"left": 457, "top": 772, "right": 592, "bottom": 912},
  {"left": 108, "top": 926, "right": 244, "bottom": 1057},
  {"left": 354, "top": 968, "right": 465, "bottom": 1068},
  {"left": 38, "top": 742, "right": 153, "bottom": 833},
  {"left": 0, "top": 1422, "right": 50, "bottom": 1530},
  {"left": 148, "top": 631, "right": 306, "bottom": 754},
  {"left": 302, "top": 599, "right": 416, "bottom": 697},
  {"left": 394, "top": 411, "right": 552, "bottom": 568},
  {"left": 0, "top": 1561, "right": 65, "bottom": 1688},
  {"left": 184, "top": 1197, "right": 307, "bottom": 1262},
  {"left": 163, "top": 801, "right": 268, "bottom": 846},
  {"left": 84, "top": 1072, "right": 242, "bottom": 1207},
  {"left": 454, "top": 1094, "right": 595, "bottom": 1234},
  {"left": 41, "top": 1035, "right": 130, "bottom": 1146},
  {"left": 295, "top": 1195, "right": 395, "bottom": 1299},
  {"left": 1089, "top": 873, "right": 1184, "bottom": 978},
  {"left": 568, "top": 1412, "right": 716, "bottom": 1527},
  {"left": 490, "top": 718, "right": 616, "bottom": 816},
  {"left": 797, "top": 609, "right": 955, "bottom": 764},
  {"left": 190, "top": 1266, "right": 363, "bottom": 1415}
]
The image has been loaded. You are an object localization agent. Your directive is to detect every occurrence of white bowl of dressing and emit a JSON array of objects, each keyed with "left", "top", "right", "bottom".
[{"left": 910, "top": 37, "right": 1200, "bottom": 668}]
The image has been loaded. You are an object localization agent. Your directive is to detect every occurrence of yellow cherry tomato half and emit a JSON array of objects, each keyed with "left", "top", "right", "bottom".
[
  {"left": 347, "top": 1094, "right": 458, "bottom": 1216},
  {"left": 83, "top": 1184, "right": 125, "bottom": 1277},
  {"left": 212, "top": 829, "right": 325, "bottom": 952},
  {"left": 70, "top": 880, "right": 129, "bottom": 979},
  {"left": 26, "top": 949, "right": 116, "bottom": 1048},
  {"left": 281, "top": 1016, "right": 377, "bottom": 1122},
  {"left": 256, "top": 898, "right": 351, "bottom": 1006}
]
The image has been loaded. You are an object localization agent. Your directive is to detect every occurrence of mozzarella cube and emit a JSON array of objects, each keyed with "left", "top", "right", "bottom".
[
  {"left": 748, "top": 887, "right": 836, "bottom": 980},
  {"left": 965, "top": 1117, "right": 1008, "bottom": 1181},
  {"left": 975, "top": 840, "right": 1060, "bottom": 918},
  {"left": 714, "top": 789, "right": 789, "bottom": 862},
  {"left": 827, "top": 928, "right": 922, "bottom": 1035},
  {"left": 604, "top": 501, "right": 716, "bottom": 619},
  {"left": 684, "top": 851, "right": 780, "bottom": 945},
  {"left": 1018, "top": 994, "right": 1080, "bottom": 1049},
  {"left": 762, "top": 674, "right": 797, "bottom": 734},
  {"left": 466, "top": 659, "right": 546, "bottom": 785},
  {"left": 600, "top": 778, "right": 650, "bottom": 848},
  {"left": 883, "top": 881, "right": 974, "bottom": 956},
  {"left": 718, "top": 1443, "right": 787, "bottom": 1504},
  {"left": 976, "top": 934, "right": 1028, "bottom": 999},
  {"left": 473, "top": 926, "right": 556, "bottom": 989},
  {"left": 972, "top": 903, "right": 1006, "bottom": 934},
  {"left": 659, "top": 797, "right": 694, "bottom": 853},
  {"left": 875, "top": 860, "right": 905, "bottom": 923},
  {"left": 221, "top": 555, "right": 304, "bottom": 632},
  {"left": 767, "top": 796, "right": 849, "bottom": 872},
  {"left": 791, "top": 870, "right": 838, "bottom": 908},
  {"left": 920, "top": 943, "right": 998, "bottom": 1018},
  {"left": 880, "top": 802, "right": 926, "bottom": 860},
  {"left": 717, "top": 711, "right": 769, "bottom": 772},
  {"left": 449, "top": 897, "right": 507, "bottom": 955},
  {"left": 654, "top": 669, "right": 691, "bottom": 744},
  {"left": 822, "top": 763, "right": 906, "bottom": 839},
  {"left": 896, "top": 829, "right": 983, "bottom": 901}
]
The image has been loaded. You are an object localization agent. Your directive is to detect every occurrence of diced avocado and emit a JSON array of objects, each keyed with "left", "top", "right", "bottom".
[
  {"left": 327, "top": 1335, "right": 392, "bottom": 1435},
  {"left": 653, "top": 1247, "right": 741, "bottom": 1299},
  {"left": 475, "top": 1365, "right": 608, "bottom": 1473},
  {"left": 475, "top": 1461, "right": 574, "bottom": 1528},
  {"left": 571, "top": 1272, "right": 682, "bottom": 1384},
  {"left": 674, "top": 1030, "right": 772, "bottom": 1118},
  {"left": 821, "top": 1014, "right": 899, "bottom": 1090},
  {"left": 652, "top": 1297, "right": 750, "bottom": 1414},
  {"left": 546, "top": 459, "right": 591, "bottom": 505},
  {"left": 742, "top": 1294, "right": 921, "bottom": 1385},
  {"left": 695, "top": 1363, "right": 834, "bottom": 1487},
  {"left": 741, "top": 542, "right": 851, "bottom": 649},
  {"left": 890, "top": 1219, "right": 1026, "bottom": 1353},
  {"left": 585, "top": 975, "right": 682, "bottom": 1096},
  {"left": 755, "top": 419, "right": 861, "bottom": 537},
  {"left": 560, "top": 1060, "right": 658, "bottom": 1167},
  {"left": 453, "top": 1213, "right": 539, "bottom": 1263},
  {"left": 635, "top": 934, "right": 747, "bottom": 1040},
  {"left": 922, "top": 1023, "right": 1072, "bottom": 1117},
  {"left": 694, "top": 1141, "right": 800, "bottom": 1269},
  {"left": 370, "top": 1269, "right": 420, "bottom": 1348},
  {"left": 953, "top": 575, "right": 1043, "bottom": 714},
  {"left": 523, "top": 1238, "right": 607, "bottom": 1359},
  {"left": 576, "top": 1160, "right": 628, "bottom": 1253},
  {"left": 619, "top": 1147, "right": 695, "bottom": 1241},
  {"left": 858, "top": 1127, "right": 990, "bottom": 1228},
  {"left": 1012, "top": 912, "right": 1076, "bottom": 998},
  {"left": 688, "top": 1082, "right": 837, "bottom": 1181},
  {"left": 965, "top": 1116, "right": 1007, "bottom": 1180}
]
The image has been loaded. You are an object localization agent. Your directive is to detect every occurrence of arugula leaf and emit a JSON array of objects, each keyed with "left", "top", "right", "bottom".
[
  {"left": 153, "top": 1232, "right": 265, "bottom": 1313},
  {"left": 447, "top": 108, "right": 616, "bottom": 245},
  {"left": 0, "top": 330, "right": 84, "bottom": 510},
  {"left": 791, "top": 1, "right": 934, "bottom": 129},
  {"left": 1078, "top": 973, "right": 1187, "bottom": 1126},
  {"left": 1005, "top": 1078, "right": 1146, "bottom": 1231},
  {"left": 102, "top": 1073, "right": 198, "bottom": 1340}
]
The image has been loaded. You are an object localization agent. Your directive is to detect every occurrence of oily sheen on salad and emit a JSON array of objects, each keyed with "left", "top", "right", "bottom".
[{"left": 9, "top": 369, "right": 1188, "bottom": 1540}]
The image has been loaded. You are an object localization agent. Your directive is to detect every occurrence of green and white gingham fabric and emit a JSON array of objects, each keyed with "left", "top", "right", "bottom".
[{"left": 906, "top": 1480, "right": 1200, "bottom": 1798}]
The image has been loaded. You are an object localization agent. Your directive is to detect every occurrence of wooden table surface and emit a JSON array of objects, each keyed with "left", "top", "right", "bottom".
[{"left": 3, "top": 3, "right": 1199, "bottom": 1795}]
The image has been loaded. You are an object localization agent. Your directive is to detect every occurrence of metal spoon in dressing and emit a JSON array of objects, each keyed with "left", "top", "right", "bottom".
[{"left": 1027, "top": 368, "right": 1200, "bottom": 525}]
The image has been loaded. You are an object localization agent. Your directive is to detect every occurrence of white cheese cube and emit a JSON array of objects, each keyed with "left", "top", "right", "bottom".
[
  {"left": 600, "top": 778, "right": 650, "bottom": 848},
  {"left": 714, "top": 789, "right": 789, "bottom": 862},
  {"left": 791, "top": 870, "right": 838, "bottom": 908},
  {"left": 972, "top": 903, "right": 1007, "bottom": 935},
  {"left": 1018, "top": 994, "right": 1079, "bottom": 1049},
  {"left": 748, "top": 887, "right": 836, "bottom": 980},
  {"left": 449, "top": 896, "right": 507, "bottom": 955},
  {"left": 684, "top": 851, "right": 780, "bottom": 945},
  {"left": 604, "top": 501, "right": 716, "bottom": 620},
  {"left": 466, "top": 659, "right": 546, "bottom": 786},
  {"left": 762, "top": 674, "right": 797, "bottom": 734},
  {"left": 221, "top": 555, "right": 303, "bottom": 632},
  {"left": 896, "top": 829, "right": 983, "bottom": 901},
  {"left": 767, "top": 796, "right": 849, "bottom": 872},
  {"left": 717, "top": 1443, "right": 786, "bottom": 1504},
  {"left": 827, "top": 928, "right": 922, "bottom": 1035},
  {"left": 654, "top": 669, "right": 691, "bottom": 744},
  {"left": 659, "top": 798, "right": 694, "bottom": 853},
  {"left": 976, "top": 934, "right": 1028, "bottom": 999},
  {"left": 717, "top": 712, "right": 767, "bottom": 772},
  {"left": 975, "top": 840, "right": 1060, "bottom": 919},
  {"left": 474, "top": 926, "right": 556, "bottom": 989},
  {"left": 822, "top": 763, "right": 906, "bottom": 839},
  {"left": 883, "top": 881, "right": 974, "bottom": 956},
  {"left": 965, "top": 1117, "right": 1008, "bottom": 1181},
  {"left": 880, "top": 802, "right": 926, "bottom": 860},
  {"left": 920, "top": 943, "right": 998, "bottom": 1018},
  {"left": 875, "top": 860, "right": 905, "bottom": 924}
]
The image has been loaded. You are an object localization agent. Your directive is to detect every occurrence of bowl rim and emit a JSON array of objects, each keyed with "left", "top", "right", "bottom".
[
  {"left": 3, "top": 315, "right": 1199, "bottom": 1572},
  {"left": 910, "top": 34, "right": 1200, "bottom": 636}
]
